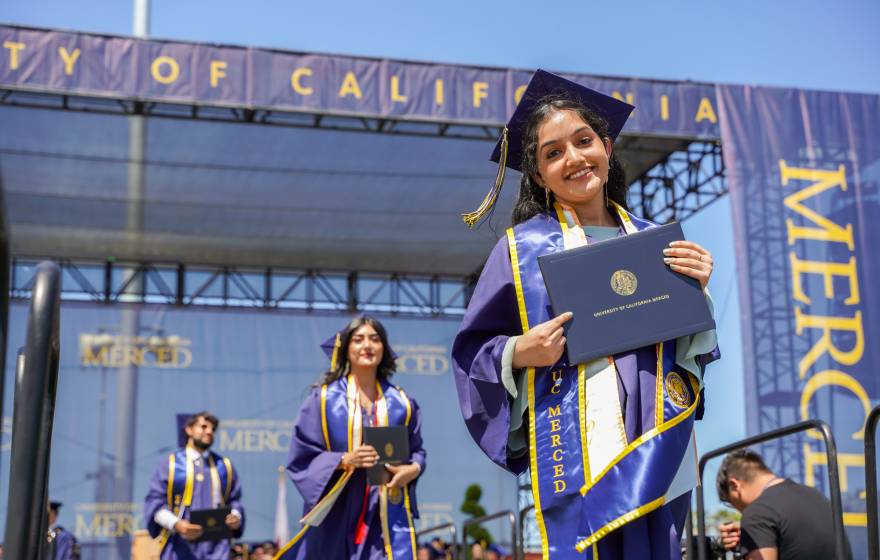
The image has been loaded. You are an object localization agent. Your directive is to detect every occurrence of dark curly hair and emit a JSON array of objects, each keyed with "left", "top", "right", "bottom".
[
  {"left": 320, "top": 316, "right": 396, "bottom": 385},
  {"left": 185, "top": 411, "right": 219, "bottom": 430},
  {"left": 512, "top": 95, "right": 629, "bottom": 225}
]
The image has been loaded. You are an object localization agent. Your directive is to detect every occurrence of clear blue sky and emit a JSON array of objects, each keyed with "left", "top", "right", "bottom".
[{"left": 4, "top": 0, "right": 879, "bottom": 517}]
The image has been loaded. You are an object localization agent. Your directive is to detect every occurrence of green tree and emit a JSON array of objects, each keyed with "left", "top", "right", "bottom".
[
  {"left": 707, "top": 508, "right": 741, "bottom": 529},
  {"left": 689, "top": 507, "right": 742, "bottom": 538},
  {"left": 460, "top": 483, "right": 493, "bottom": 558}
]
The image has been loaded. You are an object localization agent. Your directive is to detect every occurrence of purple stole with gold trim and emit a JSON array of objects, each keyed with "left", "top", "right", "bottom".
[{"left": 508, "top": 203, "right": 700, "bottom": 558}]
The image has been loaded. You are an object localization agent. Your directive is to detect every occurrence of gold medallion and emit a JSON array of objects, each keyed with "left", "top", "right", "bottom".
[
  {"left": 384, "top": 442, "right": 394, "bottom": 457},
  {"left": 665, "top": 372, "right": 691, "bottom": 408},
  {"left": 388, "top": 486, "right": 403, "bottom": 505},
  {"left": 195, "top": 473, "right": 205, "bottom": 482},
  {"left": 610, "top": 270, "right": 638, "bottom": 296}
]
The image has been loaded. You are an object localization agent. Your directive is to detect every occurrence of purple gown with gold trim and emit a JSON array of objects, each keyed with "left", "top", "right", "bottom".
[
  {"left": 282, "top": 380, "right": 426, "bottom": 559},
  {"left": 452, "top": 224, "right": 720, "bottom": 559},
  {"left": 143, "top": 450, "right": 244, "bottom": 560}
]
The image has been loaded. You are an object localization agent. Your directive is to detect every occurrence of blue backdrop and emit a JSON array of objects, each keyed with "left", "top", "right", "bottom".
[
  {"left": 720, "top": 84, "right": 880, "bottom": 558},
  {"left": 1, "top": 302, "right": 516, "bottom": 557}
]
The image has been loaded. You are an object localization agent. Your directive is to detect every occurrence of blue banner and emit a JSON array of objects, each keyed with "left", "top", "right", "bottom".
[
  {"left": 719, "top": 84, "right": 880, "bottom": 558},
  {"left": 0, "top": 25, "right": 720, "bottom": 139},
  {"left": 1, "top": 302, "right": 514, "bottom": 558}
]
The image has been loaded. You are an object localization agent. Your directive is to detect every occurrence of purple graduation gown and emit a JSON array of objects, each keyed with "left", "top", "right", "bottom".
[
  {"left": 284, "top": 381, "right": 426, "bottom": 559},
  {"left": 50, "top": 525, "right": 77, "bottom": 559},
  {"left": 144, "top": 450, "right": 245, "bottom": 560},
  {"left": 452, "top": 232, "right": 720, "bottom": 559}
]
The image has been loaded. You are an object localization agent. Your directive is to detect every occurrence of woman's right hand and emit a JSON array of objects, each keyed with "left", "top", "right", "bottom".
[
  {"left": 340, "top": 444, "right": 379, "bottom": 470},
  {"left": 512, "top": 312, "right": 573, "bottom": 369}
]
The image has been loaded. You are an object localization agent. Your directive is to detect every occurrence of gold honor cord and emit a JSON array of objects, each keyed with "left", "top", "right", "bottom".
[
  {"left": 274, "top": 524, "right": 310, "bottom": 559},
  {"left": 330, "top": 334, "right": 341, "bottom": 372},
  {"left": 462, "top": 127, "right": 509, "bottom": 228},
  {"left": 223, "top": 457, "right": 234, "bottom": 503},
  {"left": 320, "top": 384, "right": 332, "bottom": 451},
  {"left": 165, "top": 454, "right": 175, "bottom": 508},
  {"left": 158, "top": 452, "right": 195, "bottom": 550},
  {"left": 299, "top": 470, "right": 354, "bottom": 526},
  {"left": 380, "top": 487, "right": 394, "bottom": 559},
  {"left": 157, "top": 454, "right": 177, "bottom": 550}
]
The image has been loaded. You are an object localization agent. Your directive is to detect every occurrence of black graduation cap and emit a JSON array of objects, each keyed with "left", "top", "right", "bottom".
[
  {"left": 462, "top": 69, "right": 635, "bottom": 227},
  {"left": 49, "top": 501, "right": 63, "bottom": 512}
]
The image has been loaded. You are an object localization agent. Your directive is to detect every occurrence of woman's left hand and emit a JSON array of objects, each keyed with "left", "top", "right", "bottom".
[
  {"left": 385, "top": 463, "right": 421, "bottom": 489},
  {"left": 663, "top": 241, "right": 713, "bottom": 289}
]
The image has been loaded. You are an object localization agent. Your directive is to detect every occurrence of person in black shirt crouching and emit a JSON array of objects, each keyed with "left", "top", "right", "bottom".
[{"left": 715, "top": 449, "right": 851, "bottom": 560}]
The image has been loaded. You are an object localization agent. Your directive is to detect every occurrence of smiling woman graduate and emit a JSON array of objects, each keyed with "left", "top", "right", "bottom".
[
  {"left": 276, "top": 316, "right": 426, "bottom": 560},
  {"left": 452, "top": 70, "right": 721, "bottom": 560}
]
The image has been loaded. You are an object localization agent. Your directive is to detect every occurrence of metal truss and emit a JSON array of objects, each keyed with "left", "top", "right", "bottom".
[
  {"left": 0, "top": 87, "right": 502, "bottom": 141},
  {"left": 10, "top": 257, "right": 475, "bottom": 317},
  {"left": 745, "top": 147, "right": 866, "bottom": 488},
  {"left": 739, "top": 157, "right": 808, "bottom": 483},
  {"left": 627, "top": 141, "right": 728, "bottom": 224}
]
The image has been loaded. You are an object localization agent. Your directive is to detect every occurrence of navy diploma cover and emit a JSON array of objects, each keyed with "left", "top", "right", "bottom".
[
  {"left": 190, "top": 506, "right": 233, "bottom": 542},
  {"left": 363, "top": 426, "right": 409, "bottom": 485},
  {"left": 538, "top": 222, "right": 715, "bottom": 364}
]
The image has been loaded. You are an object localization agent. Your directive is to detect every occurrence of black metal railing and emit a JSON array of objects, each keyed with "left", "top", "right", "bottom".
[
  {"left": 415, "top": 522, "right": 458, "bottom": 560},
  {"left": 695, "top": 420, "right": 845, "bottom": 560},
  {"left": 0, "top": 175, "right": 9, "bottom": 480},
  {"left": 518, "top": 504, "right": 535, "bottom": 560},
  {"left": 2, "top": 261, "right": 61, "bottom": 559},
  {"left": 462, "top": 510, "right": 517, "bottom": 560},
  {"left": 684, "top": 513, "right": 695, "bottom": 560},
  {"left": 864, "top": 405, "right": 880, "bottom": 560}
]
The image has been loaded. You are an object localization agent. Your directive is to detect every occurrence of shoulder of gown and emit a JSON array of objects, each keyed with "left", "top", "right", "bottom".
[{"left": 452, "top": 235, "right": 529, "bottom": 474}]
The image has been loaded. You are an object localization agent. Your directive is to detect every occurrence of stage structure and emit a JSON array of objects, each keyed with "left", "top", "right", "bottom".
[
  {"left": 0, "top": 24, "right": 725, "bottom": 278},
  {"left": 1, "top": 23, "right": 878, "bottom": 558}
]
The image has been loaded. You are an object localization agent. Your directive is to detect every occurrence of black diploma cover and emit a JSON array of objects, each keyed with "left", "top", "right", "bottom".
[
  {"left": 538, "top": 222, "right": 715, "bottom": 365},
  {"left": 189, "top": 506, "right": 233, "bottom": 542},
  {"left": 363, "top": 426, "right": 409, "bottom": 485}
]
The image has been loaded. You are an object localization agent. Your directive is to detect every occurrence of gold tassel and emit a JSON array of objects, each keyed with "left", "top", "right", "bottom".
[
  {"left": 330, "top": 333, "right": 342, "bottom": 371},
  {"left": 462, "top": 127, "right": 509, "bottom": 228}
]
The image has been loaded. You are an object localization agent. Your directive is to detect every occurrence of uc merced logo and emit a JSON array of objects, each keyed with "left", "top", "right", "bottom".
[
  {"left": 610, "top": 270, "right": 638, "bottom": 296},
  {"left": 388, "top": 487, "right": 403, "bottom": 505},
  {"left": 80, "top": 333, "right": 192, "bottom": 369},
  {"left": 665, "top": 372, "right": 691, "bottom": 408},
  {"left": 395, "top": 345, "right": 450, "bottom": 376}
]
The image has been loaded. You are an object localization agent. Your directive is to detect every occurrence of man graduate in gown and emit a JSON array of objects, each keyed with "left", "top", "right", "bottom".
[
  {"left": 46, "top": 501, "right": 79, "bottom": 560},
  {"left": 144, "top": 411, "right": 245, "bottom": 559}
]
